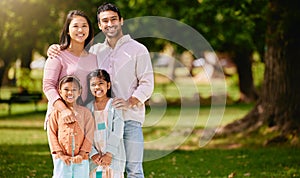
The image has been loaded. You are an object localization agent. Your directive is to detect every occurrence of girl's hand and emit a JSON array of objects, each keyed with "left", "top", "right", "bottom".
[
  {"left": 72, "top": 155, "right": 83, "bottom": 164},
  {"left": 57, "top": 152, "right": 71, "bottom": 165},
  {"left": 100, "top": 152, "right": 112, "bottom": 167},
  {"left": 91, "top": 153, "right": 102, "bottom": 165}
]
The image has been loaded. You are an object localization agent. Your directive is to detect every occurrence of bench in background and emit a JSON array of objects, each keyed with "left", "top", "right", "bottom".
[{"left": 0, "top": 92, "right": 42, "bottom": 115}]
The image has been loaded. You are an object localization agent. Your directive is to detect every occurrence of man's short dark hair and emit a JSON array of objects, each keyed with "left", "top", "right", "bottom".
[{"left": 97, "top": 2, "right": 122, "bottom": 22}]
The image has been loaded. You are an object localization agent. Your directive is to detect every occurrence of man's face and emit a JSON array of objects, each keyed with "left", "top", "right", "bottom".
[{"left": 98, "top": 10, "right": 123, "bottom": 39}]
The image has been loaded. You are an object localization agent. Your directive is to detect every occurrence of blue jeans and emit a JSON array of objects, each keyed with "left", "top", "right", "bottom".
[
  {"left": 123, "top": 120, "right": 144, "bottom": 178},
  {"left": 53, "top": 157, "right": 89, "bottom": 178}
]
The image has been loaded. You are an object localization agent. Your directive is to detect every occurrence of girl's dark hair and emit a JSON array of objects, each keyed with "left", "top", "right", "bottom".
[
  {"left": 97, "top": 2, "right": 122, "bottom": 22},
  {"left": 59, "top": 10, "right": 94, "bottom": 50},
  {"left": 59, "top": 75, "right": 83, "bottom": 105},
  {"left": 85, "top": 69, "right": 111, "bottom": 105}
]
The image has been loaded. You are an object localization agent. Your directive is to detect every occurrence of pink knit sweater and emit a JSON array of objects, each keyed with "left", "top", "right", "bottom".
[{"left": 43, "top": 50, "right": 98, "bottom": 127}]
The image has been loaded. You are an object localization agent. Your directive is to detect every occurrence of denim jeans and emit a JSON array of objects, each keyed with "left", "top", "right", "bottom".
[{"left": 123, "top": 120, "right": 144, "bottom": 178}]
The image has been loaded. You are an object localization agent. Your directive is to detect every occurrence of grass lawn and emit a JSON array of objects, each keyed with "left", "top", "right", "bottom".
[{"left": 0, "top": 103, "right": 299, "bottom": 178}]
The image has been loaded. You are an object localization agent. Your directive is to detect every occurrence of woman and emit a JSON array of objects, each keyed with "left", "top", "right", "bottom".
[{"left": 43, "top": 10, "right": 98, "bottom": 127}]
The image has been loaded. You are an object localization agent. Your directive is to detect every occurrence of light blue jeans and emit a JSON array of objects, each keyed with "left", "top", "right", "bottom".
[
  {"left": 123, "top": 120, "right": 144, "bottom": 178},
  {"left": 53, "top": 157, "right": 89, "bottom": 178}
]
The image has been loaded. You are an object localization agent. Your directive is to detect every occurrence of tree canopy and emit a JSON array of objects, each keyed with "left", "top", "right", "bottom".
[
  {"left": 0, "top": 0, "right": 267, "bottom": 65},
  {"left": 0, "top": 0, "right": 269, "bottom": 103}
]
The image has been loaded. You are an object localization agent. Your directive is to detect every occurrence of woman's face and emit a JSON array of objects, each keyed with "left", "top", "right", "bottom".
[
  {"left": 89, "top": 77, "right": 110, "bottom": 98},
  {"left": 69, "top": 15, "right": 89, "bottom": 44}
]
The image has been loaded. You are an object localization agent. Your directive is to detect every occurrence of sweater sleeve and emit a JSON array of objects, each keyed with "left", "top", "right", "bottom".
[
  {"left": 85, "top": 102, "right": 100, "bottom": 158},
  {"left": 80, "top": 108, "right": 95, "bottom": 153},
  {"left": 132, "top": 46, "right": 154, "bottom": 103},
  {"left": 47, "top": 110, "right": 62, "bottom": 154},
  {"left": 106, "top": 108, "right": 124, "bottom": 155},
  {"left": 43, "top": 57, "right": 62, "bottom": 106}
]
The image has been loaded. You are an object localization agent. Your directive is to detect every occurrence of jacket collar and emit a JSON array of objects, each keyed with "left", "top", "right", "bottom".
[{"left": 104, "top": 34, "right": 131, "bottom": 49}]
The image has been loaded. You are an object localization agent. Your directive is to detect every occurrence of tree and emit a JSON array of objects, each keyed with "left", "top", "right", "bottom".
[
  {"left": 0, "top": 0, "right": 80, "bottom": 90},
  {"left": 115, "top": 0, "right": 267, "bottom": 103},
  {"left": 0, "top": 0, "right": 267, "bottom": 100},
  {"left": 189, "top": 0, "right": 267, "bottom": 103},
  {"left": 0, "top": 0, "right": 57, "bottom": 87},
  {"left": 217, "top": 0, "right": 300, "bottom": 144}
]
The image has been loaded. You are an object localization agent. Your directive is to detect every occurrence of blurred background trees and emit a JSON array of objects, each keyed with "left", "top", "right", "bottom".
[
  {"left": 217, "top": 0, "right": 300, "bottom": 143},
  {"left": 1, "top": 0, "right": 299, "bottom": 143},
  {"left": 0, "top": 0, "right": 267, "bottom": 100}
]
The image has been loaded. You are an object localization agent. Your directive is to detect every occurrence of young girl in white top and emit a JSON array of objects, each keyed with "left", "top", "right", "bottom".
[{"left": 86, "top": 69, "right": 125, "bottom": 178}]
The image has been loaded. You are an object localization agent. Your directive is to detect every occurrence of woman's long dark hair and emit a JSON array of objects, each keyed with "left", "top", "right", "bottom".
[
  {"left": 85, "top": 69, "right": 112, "bottom": 105},
  {"left": 59, "top": 10, "right": 94, "bottom": 50}
]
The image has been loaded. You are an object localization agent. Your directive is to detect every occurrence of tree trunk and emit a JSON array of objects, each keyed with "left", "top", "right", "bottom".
[
  {"left": 232, "top": 49, "right": 258, "bottom": 103},
  {"left": 262, "top": 0, "right": 300, "bottom": 135},
  {"left": 0, "top": 65, "right": 5, "bottom": 98},
  {"left": 21, "top": 47, "right": 33, "bottom": 68},
  {"left": 217, "top": 0, "right": 300, "bottom": 143}
]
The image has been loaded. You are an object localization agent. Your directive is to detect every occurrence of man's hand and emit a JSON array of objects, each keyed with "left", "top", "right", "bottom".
[
  {"left": 112, "top": 97, "right": 142, "bottom": 110},
  {"left": 112, "top": 98, "right": 129, "bottom": 110},
  {"left": 47, "top": 44, "right": 61, "bottom": 58},
  {"left": 127, "top": 96, "right": 142, "bottom": 108}
]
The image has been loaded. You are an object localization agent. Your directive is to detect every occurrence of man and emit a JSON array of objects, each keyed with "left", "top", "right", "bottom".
[
  {"left": 48, "top": 3, "right": 154, "bottom": 177},
  {"left": 92, "top": 4, "right": 153, "bottom": 177}
]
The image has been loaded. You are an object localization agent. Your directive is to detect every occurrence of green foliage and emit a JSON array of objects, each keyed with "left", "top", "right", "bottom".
[
  {"left": 0, "top": 0, "right": 60, "bottom": 66},
  {"left": 225, "top": 53, "right": 265, "bottom": 100},
  {"left": 15, "top": 68, "right": 32, "bottom": 91},
  {"left": 194, "top": 0, "right": 268, "bottom": 54},
  {"left": 226, "top": 73, "right": 241, "bottom": 101},
  {"left": 0, "top": 0, "right": 269, "bottom": 98},
  {"left": 111, "top": 0, "right": 268, "bottom": 57},
  {"left": 252, "top": 57, "right": 265, "bottom": 90},
  {"left": 0, "top": 0, "right": 269, "bottom": 64}
]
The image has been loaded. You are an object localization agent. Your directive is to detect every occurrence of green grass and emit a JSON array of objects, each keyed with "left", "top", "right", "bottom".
[
  {"left": 0, "top": 112, "right": 52, "bottom": 177},
  {"left": 144, "top": 147, "right": 300, "bottom": 178},
  {"left": 1, "top": 104, "right": 300, "bottom": 177}
]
